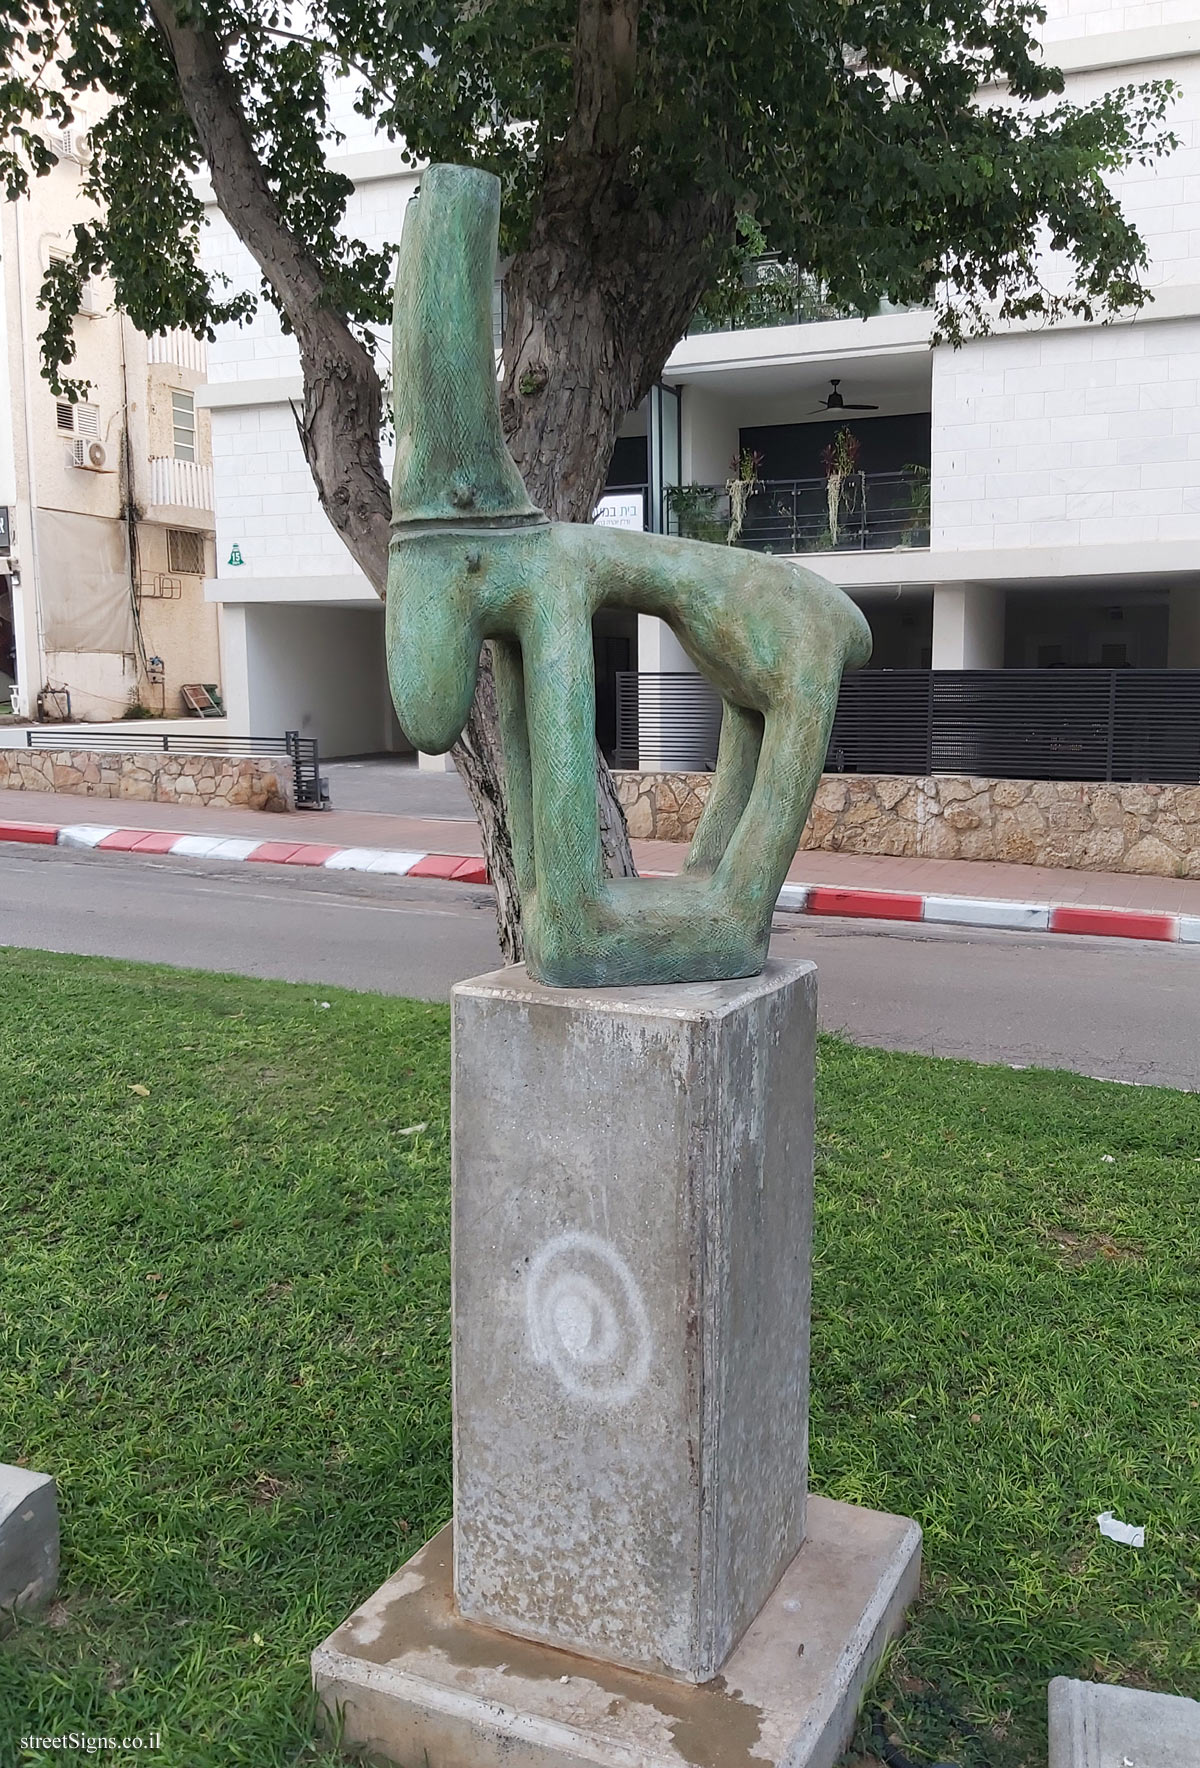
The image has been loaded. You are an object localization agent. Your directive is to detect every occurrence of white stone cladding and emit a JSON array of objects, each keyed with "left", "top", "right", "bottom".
[
  {"left": 932, "top": 316, "right": 1200, "bottom": 551},
  {"left": 1041, "top": 0, "right": 1198, "bottom": 42}
]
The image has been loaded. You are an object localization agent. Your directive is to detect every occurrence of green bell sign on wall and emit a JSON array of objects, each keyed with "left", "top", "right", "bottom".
[{"left": 228, "top": 543, "right": 244, "bottom": 566}]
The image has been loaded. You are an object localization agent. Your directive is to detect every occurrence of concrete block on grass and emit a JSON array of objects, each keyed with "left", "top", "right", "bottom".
[
  {"left": 0, "top": 1465, "right": 59, "bottom": 1617},
  {"left": 1049, "top": 1676, "right": 1200, "bottom": 1768}
]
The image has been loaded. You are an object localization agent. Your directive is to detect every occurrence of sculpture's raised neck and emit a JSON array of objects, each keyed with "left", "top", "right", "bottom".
[{"left": 391, "top": 164, "right": 546, "bottom": 534}]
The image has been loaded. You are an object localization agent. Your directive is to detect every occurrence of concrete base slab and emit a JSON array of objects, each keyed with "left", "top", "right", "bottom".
[
  {"left": 1049, "top": 1677, "right": 1200, "bottom": 1768},
  {"left": 0, "top": 1464, "right": 59, "bottom": 1617},
  {"left": 313, "top": 1495, "right": 921, "bottom": 1768}
]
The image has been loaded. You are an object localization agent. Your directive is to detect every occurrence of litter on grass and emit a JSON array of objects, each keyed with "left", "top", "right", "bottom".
[{"left": 1097, "top": 1511, "right": 1145, "bottom": 1547}]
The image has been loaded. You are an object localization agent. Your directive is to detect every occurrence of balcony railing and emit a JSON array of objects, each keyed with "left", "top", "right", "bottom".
[
  {"left": 687, "top": 261, "right": 920, "bottom": 336},
  {"left": 147, "top": 328, "right": 208, "bottom": 373},
  {"left": 615, "top": 669, "right": 1200, "bottom": 784},
  {"left": 665, "top": 472, "right": 930, "bottom": 554},
  {"left": 149, "top": 456, "right": 214, "bottom": 511}
]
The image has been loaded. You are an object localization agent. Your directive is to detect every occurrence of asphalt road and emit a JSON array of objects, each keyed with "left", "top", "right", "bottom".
[{"left": 3, "top": 841, "right": 1199, "bottom": 1089}]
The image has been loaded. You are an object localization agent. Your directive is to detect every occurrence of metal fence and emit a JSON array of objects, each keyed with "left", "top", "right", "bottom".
[
  {"left": 616, "top": 670, "right": 1200, "bottom": 784},
  {"left": 25, "top": 728, "right": 328, "bottom": 808},
  {"left": 664, "top": 472, "right": 929, "bottom": 554},
  {"left": 615, "top": 673, "right": 725, "bottom": 771}
]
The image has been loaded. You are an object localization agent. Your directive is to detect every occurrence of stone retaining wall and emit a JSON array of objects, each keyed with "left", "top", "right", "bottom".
[
  {"left": 0, "top": 747, "right": 293, "bottom": 812},
  {"left": 615, "top": 771, "right": 1200, "bottom": 878}
]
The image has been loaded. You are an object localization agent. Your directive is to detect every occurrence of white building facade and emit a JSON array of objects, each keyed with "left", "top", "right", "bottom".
[
  {"left": 2, "top": 102, "right": 221, "bottom": 722},
  {"left": 201, "top": 3, "right": 1200, "bottom": 776},
  {"left": 199, "top": 92, "right": 416, "bottom": 758}
]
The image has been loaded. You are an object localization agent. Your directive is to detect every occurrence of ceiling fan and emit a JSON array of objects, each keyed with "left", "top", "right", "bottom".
[{"left": 810, "top": 377, "right": 879, "bottom": 414}]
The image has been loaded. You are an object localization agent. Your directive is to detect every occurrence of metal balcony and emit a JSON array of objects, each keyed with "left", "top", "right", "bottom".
[
  {"left": 664, "top": 472, "right": 930, "bottom": 554},
  {"left": 687, "top": 261, "right": 920, "bottom": 335}
]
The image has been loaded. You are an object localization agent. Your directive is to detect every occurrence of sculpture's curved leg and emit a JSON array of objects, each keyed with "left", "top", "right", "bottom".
[
  {"left": 520, "top": 615, "right": 605, "bottom": 978},
  {"left": 492, "top": 638, "right": 536, "bottom": 899},
  {"left": 684, "top": 702, "right": 763, "bottom": 878},
  {"left": 715, "top": 693, "right": 838, "bottom": 917}
]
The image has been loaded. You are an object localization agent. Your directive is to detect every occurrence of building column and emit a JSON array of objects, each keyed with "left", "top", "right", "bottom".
[
  {"left": 215, "top": 602, "right": 252, "bottom": 728},
  {"left": 1168, "top": 582, "right": 1200, "bottom": 667},
  {"left": 646, "top": 383, "right": 681, "bottom": 534},
  {"left": 7, "top": 550, "right": 42, "bottom": 715},
  {"left": 931, "top": 581, "right": 1005, "bottom": 669}
]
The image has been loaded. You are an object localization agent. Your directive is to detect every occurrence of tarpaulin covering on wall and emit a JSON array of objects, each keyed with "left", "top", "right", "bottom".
[{"left": 35, "top": 508, "right": 135, "bottom": 654}]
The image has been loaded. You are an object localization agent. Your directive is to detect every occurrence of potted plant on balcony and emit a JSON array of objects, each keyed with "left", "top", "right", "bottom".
[
  {"left": 899, "top": 463, "right": 931, "bottom": 546},
  {"left": 724, "top": 447, "right": 764, "bottom": 545},
  {"left": 821, "top": 425, "right": 861, "bottom": 547},
  {"left": 665, "top": 483, "right": 727, "bottom": 544}
]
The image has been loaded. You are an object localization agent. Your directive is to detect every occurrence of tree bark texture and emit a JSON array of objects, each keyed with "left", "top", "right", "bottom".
[
  {"left": 498, "top": 3, "right": 731, "bottom": 898},
  {"left": 151, "top": 0, "right": 731, "bottom": 962}
]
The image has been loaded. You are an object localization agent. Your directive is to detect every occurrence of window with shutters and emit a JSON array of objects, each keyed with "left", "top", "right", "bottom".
[
  {"left": 171, "top": 390, "right": 196, "bottom": 463},
  {"left": 56, "top": 400, "right": 99, "bottom": 435},
  {"left": 166, "top": 528, "right": 205, "bottom": 575}
]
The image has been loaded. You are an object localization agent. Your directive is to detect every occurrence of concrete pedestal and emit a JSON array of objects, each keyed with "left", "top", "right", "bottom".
[
  {"left": 313, "top": 960, "right": 921, "bottom": 1764},
  {"left": 451, "top": 961, "right": 816, "bottom": 1681}
]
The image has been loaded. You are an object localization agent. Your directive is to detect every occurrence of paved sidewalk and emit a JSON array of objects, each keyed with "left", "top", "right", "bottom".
[{"left": 3, "top": 784, "right": 1200, "bottom": 918}]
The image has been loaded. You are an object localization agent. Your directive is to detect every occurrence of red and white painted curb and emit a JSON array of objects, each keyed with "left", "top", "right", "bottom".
[
  {"left": 777, "top": 881, "right": 1200, "bottom": 944},
  {"left": 0, "top": 817, "right": 490, "bottom": 884},
  {"left": 3, "top": 817, "right": 1198, "bottom": 946}
]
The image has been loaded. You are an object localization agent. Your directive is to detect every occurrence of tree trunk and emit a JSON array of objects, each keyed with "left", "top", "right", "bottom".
[
  {"left": 151, "top": 0, "right": 731, "bottom": 965},
  {"left": 496, "top": 172, "right": 730, "bottom": 906}
]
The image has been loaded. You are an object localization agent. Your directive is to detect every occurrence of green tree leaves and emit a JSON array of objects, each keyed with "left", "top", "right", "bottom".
[{"left": 0, "top": 0, "right": 1179, "bottom": 394}]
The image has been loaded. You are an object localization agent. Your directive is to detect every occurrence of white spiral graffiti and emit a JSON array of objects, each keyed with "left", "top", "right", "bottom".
[{"left": 526, "top": 1231, "right": 652, "bottom": 1404}]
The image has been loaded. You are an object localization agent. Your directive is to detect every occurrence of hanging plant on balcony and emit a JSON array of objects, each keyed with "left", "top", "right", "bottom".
[
  {"left": 821, "top": 425, "right": 861, "bottom": 546},
  {"left": 724, "top": 447, "right": 764, "bottom": 545}
]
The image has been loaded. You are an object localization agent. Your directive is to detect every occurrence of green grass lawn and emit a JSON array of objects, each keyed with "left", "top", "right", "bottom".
[{"left": 1, "top": 948, "right": 1197, "bottom": 1768}]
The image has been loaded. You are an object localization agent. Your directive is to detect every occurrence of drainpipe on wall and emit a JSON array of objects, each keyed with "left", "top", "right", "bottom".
[{"left": 118, "top": 311, "right": 151, "bottom": 694}]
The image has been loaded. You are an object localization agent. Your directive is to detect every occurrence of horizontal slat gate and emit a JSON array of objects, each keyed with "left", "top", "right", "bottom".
[{"left": 615, "top": 671, "right": 1200, "bottom": 784}]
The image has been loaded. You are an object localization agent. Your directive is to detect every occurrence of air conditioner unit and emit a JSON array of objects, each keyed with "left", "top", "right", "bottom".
[
  {"left": 72, "top": 438, "right": 112, "bottom": 472},
  {"left": 49, "top": 129, "right": 89, "bottom": 163}
]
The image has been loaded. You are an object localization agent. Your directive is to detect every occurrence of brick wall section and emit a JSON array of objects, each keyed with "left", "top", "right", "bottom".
[
  {"left": 0, "top": 749, "right": 294, "bottom": 812},
  {"left": 615, "top": 772, "right": 1200, "bottom": 879}
]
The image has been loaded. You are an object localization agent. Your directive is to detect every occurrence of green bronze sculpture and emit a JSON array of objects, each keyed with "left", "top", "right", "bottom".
[{"left": 386, "top": 164, "right": 871, "bottom": 988}]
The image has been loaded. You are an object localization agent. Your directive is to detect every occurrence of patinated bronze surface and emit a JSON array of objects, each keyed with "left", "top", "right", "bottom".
[{"left": 386, "top": 164, "right": 871, "bottom": 987}]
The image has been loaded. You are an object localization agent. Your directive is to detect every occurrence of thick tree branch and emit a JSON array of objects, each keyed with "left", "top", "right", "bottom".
[
  {"left": 568, "top": 0, "right": 639, "bottom": 159},
  {"left": 147, "top": 0, "right": 390, "bottom": 590}
]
